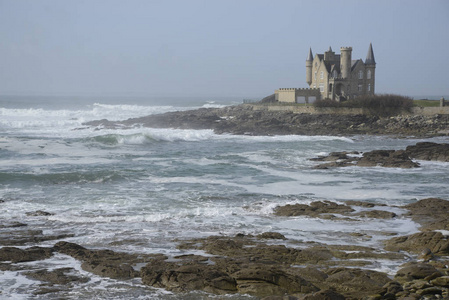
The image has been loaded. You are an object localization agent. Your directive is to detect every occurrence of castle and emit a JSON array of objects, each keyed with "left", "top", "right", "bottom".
[{"left": 275, "top": 44, "right": 376, "bottom": 103}]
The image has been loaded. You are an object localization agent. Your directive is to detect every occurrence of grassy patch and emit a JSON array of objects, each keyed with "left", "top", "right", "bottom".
[{"left": 413, "top": 99, "right": 440, "bottom": 107}]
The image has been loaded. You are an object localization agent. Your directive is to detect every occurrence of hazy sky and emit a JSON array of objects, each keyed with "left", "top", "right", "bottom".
[{"left": 1, "top": 0, "right": 448, "bottom": 98}]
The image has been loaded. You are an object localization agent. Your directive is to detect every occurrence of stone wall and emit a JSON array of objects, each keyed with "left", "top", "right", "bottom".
[{"left": 248, "top": 104, "right": 449, "bottom": 116}]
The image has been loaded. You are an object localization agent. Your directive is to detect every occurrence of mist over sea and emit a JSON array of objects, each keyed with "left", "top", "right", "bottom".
[{"left": 1, "top": 95, "right": 449, "bottom": 299}]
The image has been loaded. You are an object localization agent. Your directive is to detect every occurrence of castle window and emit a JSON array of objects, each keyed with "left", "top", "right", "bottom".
[
  {"left": 358, "top": 70, "right": 363, "bottom": 79},
  {"left": 319, "top": 83, "right": 324, "bottom": 92},
  {"left": 320, "top": 71, "right": 324, "bottom": 79},
  {"left": 314, "top": 72, "right": 317, "bottom": 80},
  {"left": 367, "top": 70, "right": 372, "bottom": 79},
  {"left": 358, "top": 84, "right": 363, "bottom": 92},
  {"left": 368, "top": 84, "right": 371, "bottom": 92}
]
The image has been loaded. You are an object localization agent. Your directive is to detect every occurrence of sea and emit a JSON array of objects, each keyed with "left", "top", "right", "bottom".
[{"left": 1, "top": 95, "right": 449, "bottom": 299}]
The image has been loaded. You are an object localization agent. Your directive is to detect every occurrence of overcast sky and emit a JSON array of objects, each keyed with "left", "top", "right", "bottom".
[{"left": 1, "top": 0, "right": 448, "bottom": 98}]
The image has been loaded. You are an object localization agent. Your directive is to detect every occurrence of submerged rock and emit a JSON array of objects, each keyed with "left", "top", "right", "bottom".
[{"left": 25, "top": 210, "right": 54, "bottom": 217}]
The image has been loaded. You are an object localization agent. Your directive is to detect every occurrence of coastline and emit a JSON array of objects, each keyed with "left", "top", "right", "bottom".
[
  {"left": 84, "top": 104, "right": 449, "bottom": 138},
  {"left": 2, "top": 197, "right": 449, "bottom": 299}
]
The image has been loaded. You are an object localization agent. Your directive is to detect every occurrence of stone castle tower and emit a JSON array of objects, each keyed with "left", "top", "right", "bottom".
[{"left": 306, "top": 44, "right": 376, "bottom": 101}]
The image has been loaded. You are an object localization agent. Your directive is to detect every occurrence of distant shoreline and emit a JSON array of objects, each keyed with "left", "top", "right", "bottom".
[{"left": 84, "top": 104, "right": 449, "bottom": 138}]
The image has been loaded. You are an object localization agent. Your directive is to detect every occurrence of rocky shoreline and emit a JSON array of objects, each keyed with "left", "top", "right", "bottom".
[
  {"left": 1, "top": 197, "right": 449, "bottom": 299},
  {"left": 84, "top": 104, "right": 449, "bottom": 137}
]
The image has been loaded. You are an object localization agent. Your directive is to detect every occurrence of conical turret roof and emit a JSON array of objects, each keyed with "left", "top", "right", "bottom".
[
  {"left": 307, "top": 48, "right": 313, "bottom": 61},
  {"left": 365, "top": 43, "right": 376, "bottom": 64}
]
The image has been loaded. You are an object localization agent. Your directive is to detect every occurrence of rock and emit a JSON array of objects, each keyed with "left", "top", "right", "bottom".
[
  {"left": 25, "top": 210, "right": 54, "bottom": 216},
  {"left": 257, "top": 232, "right": 287, "bottom": 240},
  {"left": 0, "top": 227, "right": 74, "bottom": 246},
  {"left": 406, "top": 142, "right": 449, "bottom": 162},
  {"left": 232, "top": 266, "right": 319, "bottom": 297},
  {"left": 385, "top": 231, "right": 449, "bottom": 255},
  {"left": 382, "top": 280, "right": 404, "bottom": 295},
  {"left": 53, "top": 241, "right": 143, "bottom": 279},
  {"left": 345, "top": 200, "right": 381, "bottom": 207},
  {"left": 24, "top": 268, "right": 90, "bottom": 285},
  {"left": 140, "top": 258, "right": 238, "bottom": 295},
  {"left": 431, "top": 276, "right": 449, "bottom": 287},
  {"left": 0, "top": 246, "right": 54, "bottom": 263},
  {"left": 301, "top": 289, "right": 345, "bottom": 300},
  {"left": 323, "top": 268, "right": 392, "bottom": 297},
  {"left": 354, "top": 210, "right": 397, "bottom": 219},
  {"left": 84, "top": 104, "right": 449, "bottom": 137},
  {"left": 312, "top": 149, "right": 419, "bottom": 169},
  {"left": 357, "top": 149, "right": 420, "bottom": 168},
  {"left": 0, "top": 222, "right": 27, "bottom": 228},
  {"left": 404, "top": 198, "right": 449, "bottom": 231},
  {"left": 274, "top": 201, "right": 354, "bottom": 218},
  {"left": 395, "top": 263, "right": 441, "bottom": 283}
]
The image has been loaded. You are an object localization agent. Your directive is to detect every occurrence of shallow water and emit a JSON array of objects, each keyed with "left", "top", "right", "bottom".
[{"left": 1, "top": 96, "right": 449, "bottom": 299}]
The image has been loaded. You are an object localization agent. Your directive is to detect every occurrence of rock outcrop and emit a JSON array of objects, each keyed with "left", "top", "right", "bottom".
[
  {"left": 311, "top": 142, "right": 449, "bottom": 169},
  {"left": 83, "top": 104, "right": 449, "bottom": 137}
]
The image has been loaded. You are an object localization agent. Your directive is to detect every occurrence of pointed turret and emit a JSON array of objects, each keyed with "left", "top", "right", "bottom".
[
  {"left": 307, "top": 48, "right": 313, "bottom": 61},
  {"left": 306, "top": 48, "right": 313, "bottom": 86},
  {"left": 365, "top": 43, "right": 376, "bottom": 65},
  {"left": 328, "top": 46, "right": 332, "bottom": 52}
]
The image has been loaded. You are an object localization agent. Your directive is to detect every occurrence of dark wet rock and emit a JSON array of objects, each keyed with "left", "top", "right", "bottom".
[
  {"left": 301, "top": 289, "right": 345, "bottom": 300},
  {"left": 0, "top": 246, "right": 54, "bottom": 263},
  {"left": 53, "top": 241, "right": 144, "bottom": 279},
  {"left": 232, "top": 266, "right": 319, "bottom": 296},
  {"left": 274, "top": 201, "right": 354, "bottom": 218},
  {"left": 0, "top": 228, "right": 74, "bottom": 246},
  {"left": 24, "top": 268, "right": 90, "bottom": 285},
  {"left": 261, "top": 296, "right": 299, "bottom": 300},
  {"left": 345, "top": 200, "right": 381, "bottom": 208},
  {"left": 323, "top": 268, "right": 392, "bottom": 298},
  {"left": 385, "top": 231, "right": 449, "bottom": 255},
  {"left": 25, "top": 210, "right": 54, "bottom": 216},
  {"left": 354, "top": 210, "right": 397, "bottom": 219},
  {"left": 140, "top": 258, "right": 238, "bottom": 295},
  {"left": 406, "top": 142, "right": 449, "bottom": 162},
  {"left": 395, "top": 263, "right": 442, "bottom": 283},
  {"left": 359, "top": 149, "right": 419, "bottom": 168},
  {"left": 312, "top": 149, "right": 419, "bottom": 169},
  {"left": 309, "top": 151, "right": 357, "bottom": 162},
  {"left": 257, "top": 232, "right": 287, "bottom": 240},
  {"left": 0, "top": 222, "right": 27, "bottom": 228}
]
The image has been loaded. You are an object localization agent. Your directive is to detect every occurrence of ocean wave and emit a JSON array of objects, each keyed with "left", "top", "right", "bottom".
[{"left": 87, "top": 129, "right": 217, "bottom": 145}]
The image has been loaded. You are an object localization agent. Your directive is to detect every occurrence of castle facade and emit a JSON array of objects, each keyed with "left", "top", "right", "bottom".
[
  {"left": 275, "top": 44, "right": 376, "bottom": 103},
  {"left": 307, "top": 44, "right": 376, "bottom": 101}
]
